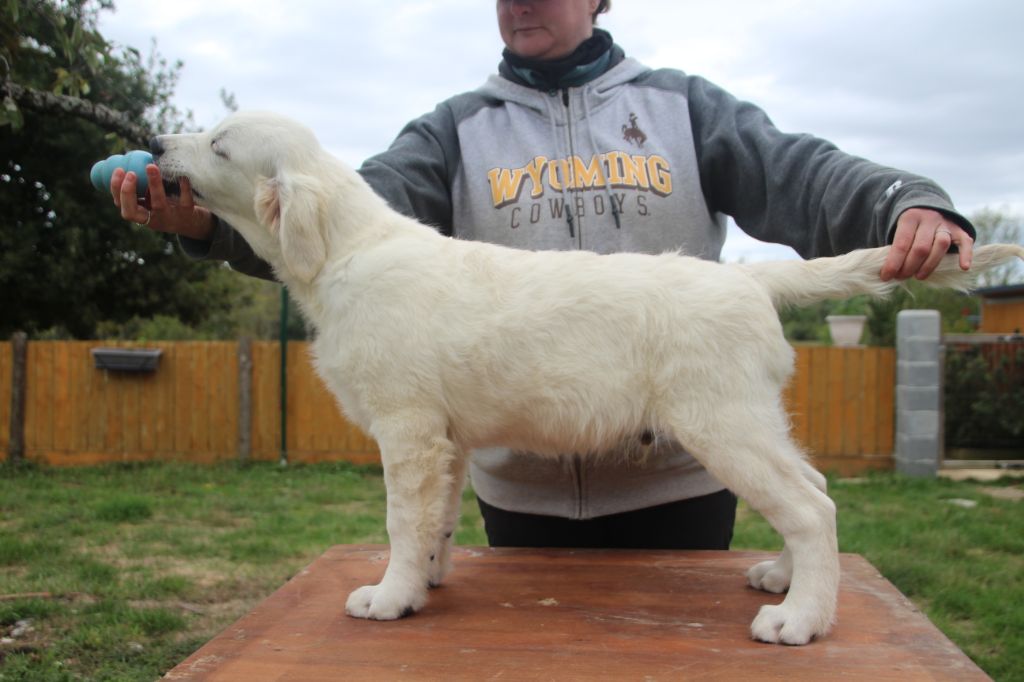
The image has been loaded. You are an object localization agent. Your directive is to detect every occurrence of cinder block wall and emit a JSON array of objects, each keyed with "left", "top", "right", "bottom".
[{"left": 895, "top": 310, "right": 942, "bottom": 476}]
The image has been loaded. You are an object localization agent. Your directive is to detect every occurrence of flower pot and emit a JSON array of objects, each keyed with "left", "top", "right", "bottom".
[{"left": 826, "top": 315, "right": 867, "bottom": 347}]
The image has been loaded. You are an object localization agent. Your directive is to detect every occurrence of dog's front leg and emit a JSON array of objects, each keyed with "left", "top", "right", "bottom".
[
  {"left": 346, "top": 417, "right": 457, "bottom": 620},
  {"left": 429, "top": 450, "right": 468, "bottom": 589}
]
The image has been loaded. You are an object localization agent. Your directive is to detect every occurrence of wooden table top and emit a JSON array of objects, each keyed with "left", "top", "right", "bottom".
[{"left": 164, "top": 546, "right": 988, "bottom": 681}]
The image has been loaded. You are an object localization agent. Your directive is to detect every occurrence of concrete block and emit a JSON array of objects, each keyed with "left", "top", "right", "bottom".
[
  {"left": 896, "top": 386, "right": 940, "bottom": 412},
  {"left": 895, "top": 434, "right": 940, "bottom": 460},
  {"left": 898, "top": 410, "right": 940, "bottom": 437},
  {"left": 896, "top": 310, "right": 941, "bottom": 339},
  {"left": 897, "top": 338, "right": 941, "bottom": 363},
  {"left": 897, "top": 361, "right": 940, "bottom": 387},
  {"left": 896, "top": 458, "right": 940, "bottom": 477}
]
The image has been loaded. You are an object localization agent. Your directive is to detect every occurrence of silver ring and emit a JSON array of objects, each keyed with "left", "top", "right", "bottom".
[
  {"left": 141, "top": 209, "right": 153, "bottom": 227},
  {"left": 936, "top": 228, "right": 952, "bottom": 238}
]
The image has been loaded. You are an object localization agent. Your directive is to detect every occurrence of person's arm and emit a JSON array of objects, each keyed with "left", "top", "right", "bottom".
[
  {"left": 178, "top": 216, "right": 279, "bottom": 281},
  {"left": 685, "top": 75, "right": 974, "bottom": 277},
  {"left": 357, "top": 98, "right": 466, "bottom": 234}
]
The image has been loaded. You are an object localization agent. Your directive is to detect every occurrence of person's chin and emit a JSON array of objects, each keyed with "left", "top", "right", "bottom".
[{"left": 511, "top": 34, "right": 556, "bottom": 59}]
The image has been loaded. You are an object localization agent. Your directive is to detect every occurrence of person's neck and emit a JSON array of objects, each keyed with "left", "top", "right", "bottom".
[{"left": 502, "top": 28, "right": 614, "bottom": 90}]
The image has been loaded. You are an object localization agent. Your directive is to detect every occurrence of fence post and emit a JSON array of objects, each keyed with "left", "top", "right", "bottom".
[
  {"left": 238, "top": 337, "right": 253, "bottom": 464},
  {"left": 895, "top": 310, "right": 942, "bottom": 476},
  {"left": 8, "top": 332, "right": 27, "bottom": 464}
]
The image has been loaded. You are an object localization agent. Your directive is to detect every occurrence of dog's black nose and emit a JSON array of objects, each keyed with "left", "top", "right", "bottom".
[{"left": 149, "top": 136, "right": 164, "bottom": 157}]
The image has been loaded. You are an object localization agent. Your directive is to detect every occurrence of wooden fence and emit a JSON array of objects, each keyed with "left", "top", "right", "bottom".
[
  {"left": 1, "top": 341, "right": 893, "bottom": 475},
  {"left": 783, "top": 345, "right": 894, "bottom": 474}
]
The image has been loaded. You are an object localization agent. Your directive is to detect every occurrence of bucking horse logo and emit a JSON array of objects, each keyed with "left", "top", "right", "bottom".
[{"left": 622, "top": 112, "right": 647, "bottom": 148}]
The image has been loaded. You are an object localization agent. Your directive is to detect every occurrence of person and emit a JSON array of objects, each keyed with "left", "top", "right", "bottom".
[{"left": 111, "top": 0, "right": 975, "bottom": 550}]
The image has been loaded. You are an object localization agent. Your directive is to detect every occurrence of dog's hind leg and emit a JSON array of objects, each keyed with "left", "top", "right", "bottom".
[
  {"left": 667, "top": 402, "right": 839, "bottom": 645},
  {"left": 429, "top": 448, "right": 469, "bottom": 588},
  {"left": 346, "top": 412, "right": 457, "bottom": 620},
  {"left": 746, "top": 458, "right": 827, "bottom": 594}
]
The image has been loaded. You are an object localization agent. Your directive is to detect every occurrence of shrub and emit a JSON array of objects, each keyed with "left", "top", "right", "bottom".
[{"left": 944, "top": 343, "right": 1024, "bottom": 449}]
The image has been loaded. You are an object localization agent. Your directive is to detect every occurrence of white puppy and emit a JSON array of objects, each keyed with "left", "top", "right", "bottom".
[{"left": 152, "top": 112, "right": 1023, "bottom": 645}]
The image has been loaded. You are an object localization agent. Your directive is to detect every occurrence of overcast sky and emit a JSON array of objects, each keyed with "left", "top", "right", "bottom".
[{"left": 99, "top": 0, "right": 1024, "bottom": 262}]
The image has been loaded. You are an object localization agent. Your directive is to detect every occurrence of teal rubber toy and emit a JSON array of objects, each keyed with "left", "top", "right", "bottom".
[{"left": 90, "top": 150, "right": 153, "bottom": 195}]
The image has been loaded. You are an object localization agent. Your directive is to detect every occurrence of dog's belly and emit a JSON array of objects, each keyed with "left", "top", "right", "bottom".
[{"left": 437, "top": 360, "right": 652, "bottom": 455}]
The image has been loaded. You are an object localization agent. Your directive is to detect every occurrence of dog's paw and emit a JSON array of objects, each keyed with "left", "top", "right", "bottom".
[
  {"left": 750, "top": 603, "right": 829, "bottom": 645},
  {"left": 428, "top": 537, "right": 454, "bottom": 588},
  {"left": 747, "top": 558, "right": 791, "bottom": 594},
  {"left": 427, "top": 558, "right": 448, "bottom": 589},
  {"left": 345, "top": 584, "right": 426, "bottom": 620}
]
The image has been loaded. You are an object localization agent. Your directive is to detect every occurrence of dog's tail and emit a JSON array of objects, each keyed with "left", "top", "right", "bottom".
[{"left": 741, "top": 244, "right": 1024, "bottom": 309}]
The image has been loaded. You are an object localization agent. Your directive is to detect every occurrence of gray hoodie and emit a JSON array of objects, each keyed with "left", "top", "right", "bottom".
[{"left": 184, "top": 43, "right": 971, "bottom": 519}]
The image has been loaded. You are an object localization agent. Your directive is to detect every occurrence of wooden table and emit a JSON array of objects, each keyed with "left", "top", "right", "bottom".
[{"left": 164, "top": 546, "right": 988, "bottom": 680}]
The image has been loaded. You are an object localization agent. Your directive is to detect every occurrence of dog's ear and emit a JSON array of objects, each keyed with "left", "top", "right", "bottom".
[
  {"left": 254, "top": 175, "right": 282, "bottom": 232},
  {"left": 254, "top": 173, "right": 327, "bottom": 284}
]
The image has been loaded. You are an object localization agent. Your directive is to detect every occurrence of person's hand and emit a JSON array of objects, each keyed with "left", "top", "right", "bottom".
[
  {"left": 880, "top": 207, "right": 974, "bottom": 281},
  {"left": 111, "top": 164, "right": 215, "bottom": 241}
]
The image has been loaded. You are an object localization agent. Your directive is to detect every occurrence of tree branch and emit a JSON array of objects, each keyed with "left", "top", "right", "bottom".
[{"left": 3, "top": 79, "right": 153, "bottom": 148}]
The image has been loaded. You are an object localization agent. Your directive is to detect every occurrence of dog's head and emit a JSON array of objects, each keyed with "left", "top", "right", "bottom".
[{"left": 152, "top": 112, "right": 330, "bottom": 283}]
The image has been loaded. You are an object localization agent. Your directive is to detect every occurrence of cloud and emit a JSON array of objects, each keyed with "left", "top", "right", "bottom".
[{"left": 611, "top": 1, "right": 1024, "bottom": 215}]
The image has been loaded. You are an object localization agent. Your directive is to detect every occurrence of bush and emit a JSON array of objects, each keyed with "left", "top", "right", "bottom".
[{"left": 944, "top": 344, "right": 1024, "bottom": 449}]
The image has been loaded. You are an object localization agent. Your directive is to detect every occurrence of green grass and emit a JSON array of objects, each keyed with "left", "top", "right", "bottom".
[{"left": 0, "top": 463, "right": 1021, "bottom": 680}]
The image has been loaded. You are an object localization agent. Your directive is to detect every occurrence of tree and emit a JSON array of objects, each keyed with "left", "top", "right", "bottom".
[
  {"left": 0, "top": 0, "right": 249, "bottom": 339},
  {"left": 970, "top": 207, "right": 1023, "bottom": 288},
  {"left": 1, "top": 1, "right": 150, "bottom": 143}
]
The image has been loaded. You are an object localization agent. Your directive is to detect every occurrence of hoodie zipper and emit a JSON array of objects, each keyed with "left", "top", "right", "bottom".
[
  {"left": 558, "top": 87, "right": 583, "bottom": 248},
  {"left": 558, "top": 88, "right": 585, "bottom": 515}
]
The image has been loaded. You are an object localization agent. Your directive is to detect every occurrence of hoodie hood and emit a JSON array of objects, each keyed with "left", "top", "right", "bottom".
[{"left": 478, "top": 55, "right": 652, "bottom": 125}]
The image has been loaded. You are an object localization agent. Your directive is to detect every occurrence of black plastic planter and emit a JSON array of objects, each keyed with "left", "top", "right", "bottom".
[{"left": 90, "top": 347, "right": 162, "bottom": 372}]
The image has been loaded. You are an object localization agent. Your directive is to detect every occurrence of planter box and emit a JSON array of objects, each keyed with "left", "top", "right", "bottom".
[{"left": 91, "top": 347, "right": 162, "bottom": 372}]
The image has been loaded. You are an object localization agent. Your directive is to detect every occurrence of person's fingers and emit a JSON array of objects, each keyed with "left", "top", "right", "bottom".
[
  {"left": 179, "top": 176, "right": 196, "bottom": 209},
  {"left": 118, "top": 172, "right": 151, "bottom": 224},
  {"left": 881, "top": 216, "right": 931, "bottom": 280},
  {"left": 146, "top": 164, "right": 168, "bottom": 211},
  {"left": 955, "top": 229, "right": 974, "bottom": 272},
  {"left": 917, "top": 224, "right": 975, "bottom": 278},
  {"left": 915, "top": 227, "right": 954, "bottom": 280},
  {"left": 110, "top": 167, "right": 126, "bottom": 208}
]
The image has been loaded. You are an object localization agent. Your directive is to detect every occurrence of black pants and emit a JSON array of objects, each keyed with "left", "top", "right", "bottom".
[{"left": 477, "top": 489, "right": 737, "bottom": 550}]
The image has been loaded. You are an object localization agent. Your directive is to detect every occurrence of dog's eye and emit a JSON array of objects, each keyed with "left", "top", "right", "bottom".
[{"left": 212, "top": 139, "right": 229, "bottom": 160}]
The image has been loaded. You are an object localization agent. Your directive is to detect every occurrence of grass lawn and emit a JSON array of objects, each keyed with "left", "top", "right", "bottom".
[{"left": 0, "top": 462, "right": 1021, "bottom": 681}]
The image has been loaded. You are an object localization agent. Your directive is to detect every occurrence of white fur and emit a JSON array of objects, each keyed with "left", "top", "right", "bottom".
[{"left": 153, "top": 111, "right": 1024, "bottom": 645}]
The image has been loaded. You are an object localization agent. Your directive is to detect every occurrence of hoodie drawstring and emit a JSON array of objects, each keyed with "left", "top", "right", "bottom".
[{"left": 581, "top": 86, "right": 621, "bottom": 231}]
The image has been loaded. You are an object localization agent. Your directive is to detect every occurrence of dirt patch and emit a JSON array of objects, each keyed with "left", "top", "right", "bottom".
[
  {"left": 169, "top": 597, "right": 261, "bottom": 646},
  {"left": 977, "top": 485, "right": 1024, "bottom": 502}
]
